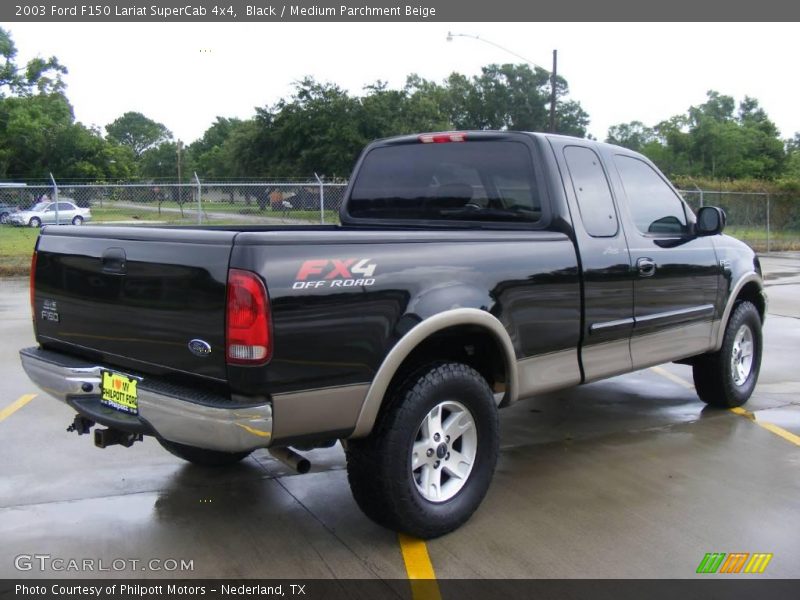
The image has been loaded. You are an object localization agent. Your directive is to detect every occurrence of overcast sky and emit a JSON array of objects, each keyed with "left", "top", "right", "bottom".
[{"left": 7, "top": 22, "right": 800, "bottom": 144}]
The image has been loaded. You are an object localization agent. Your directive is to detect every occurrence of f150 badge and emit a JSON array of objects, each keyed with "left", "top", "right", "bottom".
[
  {"left": 293, "top": 259, "right": 377, "bottom": 290},
  {"left": 41, "top": 299, "right": 60, "bottom": 323}
]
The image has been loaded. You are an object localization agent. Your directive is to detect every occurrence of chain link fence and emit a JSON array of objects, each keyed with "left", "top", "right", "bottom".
[
  {"left": 2, "top": 180, "right": 799, "bottom": 253},
  {"left": 0, "top": 180, "right": 348, "bottom": 228},
  {"left": 678, "top": 189, "right": 800, "bottom": 253}
]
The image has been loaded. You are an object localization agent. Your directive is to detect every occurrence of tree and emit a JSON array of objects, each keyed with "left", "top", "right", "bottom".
[
  {"left": 606, "top": 91, "right": 787, "bottom": 180},
  {"left": 106, "top": 111, "right": 172, "bottom": 158},
  {"left": 187, "top": 116, "right": 243, "bottom": 179},
  {"left": 607, "top": 121, "right": 656, "bottom": 152},
  {"left": 358, "top": 80, "right": 450, "bottom": 140},
  {"left": 785, "top": 133, "right": 800, "bottom": 179},
  {"left": 239, "top": 78, "right": 366, "bottom": 178},
  {"left": 139, "top": 141, "right": 184, "bottom": 180},
  {"left": 0, "top": 92, "right": 135, "bottom": 180},
  {"left": 437, "top": 63, "right": 589, "bottom": 136},
  {"left": 0, "top": 27, "right": 67, "bottom": 97}
]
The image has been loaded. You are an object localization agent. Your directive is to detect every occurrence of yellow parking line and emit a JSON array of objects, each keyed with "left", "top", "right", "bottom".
[
  {"left": 730, "top": 407, "right": 800, "bottom": 447},
  {"left": 650, "top": 366, "right": 694, "bottom": 389},
  {"left": 0, "top": 394, "right": 37, "bottom": 422},
  {"left": 398, "top": 533, "right": 441, "bottom": 600}
]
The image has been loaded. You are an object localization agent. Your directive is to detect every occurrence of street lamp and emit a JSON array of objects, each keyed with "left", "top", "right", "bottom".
[{"left": 446, "top": 31, "right": 558, "bottom": 133}]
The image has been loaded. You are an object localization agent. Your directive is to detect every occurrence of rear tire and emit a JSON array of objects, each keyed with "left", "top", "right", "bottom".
[
  {"left": 158, "top": 439, "right": 252, "bottom": 467},
  {"left": 346, "top": 362, "right": 499, "bottom": 539},
  {"left": 692, "top": 301, "right": 762, "bottom": 407},
  {"left": 72, "top": 216, "right": 84, "bottom": 225}
]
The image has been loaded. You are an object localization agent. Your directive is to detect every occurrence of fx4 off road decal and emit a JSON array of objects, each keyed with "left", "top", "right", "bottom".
[{"left": 293, "top": 258, "right": 377, "bottom": 290}]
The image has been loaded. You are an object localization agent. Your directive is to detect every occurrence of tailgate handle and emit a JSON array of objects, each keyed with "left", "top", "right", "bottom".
[{"left": 102, "top": 247, "right": 127, "bottom": 274}]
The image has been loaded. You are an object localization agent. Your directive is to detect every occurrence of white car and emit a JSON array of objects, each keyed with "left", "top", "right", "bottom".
[{"left": 8, "top": 199, "right": 92, "bottom": 227}]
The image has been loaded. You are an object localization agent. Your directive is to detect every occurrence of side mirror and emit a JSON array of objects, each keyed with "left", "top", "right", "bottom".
[{"left": 696, "top": 206, "right": 726, "bottom": 236}]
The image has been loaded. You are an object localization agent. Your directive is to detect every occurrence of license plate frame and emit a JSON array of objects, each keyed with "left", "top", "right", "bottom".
[{"left": 99, "top": 370, "right": 139, "bottom": 415}]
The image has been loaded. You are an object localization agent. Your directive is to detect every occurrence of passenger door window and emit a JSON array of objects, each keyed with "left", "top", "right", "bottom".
[{"left": 614, "top": 155, "right": 688, "bottom": 235}]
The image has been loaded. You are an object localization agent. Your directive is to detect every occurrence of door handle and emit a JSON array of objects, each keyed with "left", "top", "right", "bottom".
[{"left": 637, "top": 257, "right": 656, "bottom": 277}]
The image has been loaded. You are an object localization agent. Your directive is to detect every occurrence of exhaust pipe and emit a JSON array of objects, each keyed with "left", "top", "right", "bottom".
[
  {"left": 94, "top": 428, "right": 142, "bottom": 448},
  {"left": 268, "top": 446, "right": 311, "bottom": 474}
]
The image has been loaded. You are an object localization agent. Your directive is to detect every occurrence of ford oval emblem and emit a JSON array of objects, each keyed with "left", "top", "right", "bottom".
[{"left": 188, "top": 339, "right": 212, "bottom": 357}]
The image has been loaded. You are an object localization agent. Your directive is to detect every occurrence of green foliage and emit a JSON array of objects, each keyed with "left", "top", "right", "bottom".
[
  {"left": 0, "top": 29, "right": 136, "bottom": 180},
  {"left": 186, "top": 116, "right": 243, "bottom": 178},
  {"left": 106, "top": 111, "right": 172, "bottom": 158},
  {"left": 607, "top": 91, "right": 789, "bottom": 181},
  {"left": 0, "top": 90, "right": 136, "bottom": 180},
  {"left": 413, "top": 63, "right": 588, "bottom": 136},
  {"left": 201, "top": 65, "right": 589, "bottom": 179},
  {"left": 0, "top": 27, "right": 66, "bottom": 97},
  {"left": 139, "top": 141, "right": 185, "bottom": 180}
]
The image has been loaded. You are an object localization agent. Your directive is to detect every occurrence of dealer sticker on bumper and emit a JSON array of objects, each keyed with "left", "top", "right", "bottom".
[{"left": 100, "top": 371, "right": 139, "bottom": 415}]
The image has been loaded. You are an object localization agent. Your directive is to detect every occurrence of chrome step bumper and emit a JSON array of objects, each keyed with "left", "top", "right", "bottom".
[{"left": 19, "top": 347, "right": 273, "bottom": 453}]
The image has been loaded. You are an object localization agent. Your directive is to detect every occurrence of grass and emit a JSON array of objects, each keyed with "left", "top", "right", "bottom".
[
  {"left": 0, "top": 227, "right": 38, "bottom": 276},
  {"left": 726, "top": 227, "right": 800, "bottom": 252}
]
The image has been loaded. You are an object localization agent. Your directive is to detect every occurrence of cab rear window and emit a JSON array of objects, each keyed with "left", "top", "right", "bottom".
[{"left": 348, "top": 141, "right": 541, "bottom": 223}]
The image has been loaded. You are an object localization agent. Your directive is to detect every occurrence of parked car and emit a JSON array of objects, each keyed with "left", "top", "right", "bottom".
[
  {"left": 8, "top": 199, "right": 91, "bottom": 227},
  {"left": 0, "top": 202, "right": 16, "bottom": 224}
]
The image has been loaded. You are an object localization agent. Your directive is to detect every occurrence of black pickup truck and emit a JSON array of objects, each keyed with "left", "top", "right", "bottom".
[{"left": 21, "top": 131, "right": 766, "bottom": 538}]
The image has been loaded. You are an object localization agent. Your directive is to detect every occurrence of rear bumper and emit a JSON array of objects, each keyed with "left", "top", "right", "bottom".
[{"left": 19, "top": 346, "right": 273, "bottom": 453}]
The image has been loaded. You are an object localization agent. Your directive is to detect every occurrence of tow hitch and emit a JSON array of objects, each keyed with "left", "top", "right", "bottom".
[
  {"left": 66, "top": 414, "right": 142, "bottom": 448},
  {"left": 94, "top": 428, "right": 143, "bottom": 448}
]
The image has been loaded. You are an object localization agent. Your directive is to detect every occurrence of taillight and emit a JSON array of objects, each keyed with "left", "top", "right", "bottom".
[
  {"left": 29, "top": 250, "right": 37, "bottom": 323},
  {"left": 419, "top": 132, "right": 467, "bottom": 144},
  {"left": 226, "top": 269, "right": 272, "bottom": 365}
]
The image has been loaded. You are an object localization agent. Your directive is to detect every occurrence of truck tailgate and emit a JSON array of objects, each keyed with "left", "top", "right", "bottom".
[{"left": 32, "top": 226, "right": 236, "bottom": 382}]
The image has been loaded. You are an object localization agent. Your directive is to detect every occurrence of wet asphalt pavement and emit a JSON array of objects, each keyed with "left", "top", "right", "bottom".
[{"left": 0, "top": 254, "right": 798, "bottom": 580}]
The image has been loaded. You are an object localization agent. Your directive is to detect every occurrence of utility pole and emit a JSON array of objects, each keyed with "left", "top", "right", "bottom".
[
  {"left": 549, "top": 49, "right": 558, "bottom": 133},
  {"left": 176, "top": 140, "right": 183, "bottom": 205},
  {"left": 176, "top": 140, "right": 183, "bottom": 184}
]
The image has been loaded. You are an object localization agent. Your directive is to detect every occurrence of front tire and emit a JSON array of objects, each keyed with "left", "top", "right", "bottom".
[
  {"left": 158, "top": 439, "right": 252, "bottom": 467},
  {"left": 346, "top": 363, "right": 499, "bottom": 539},
  {"left": 29, "top": 217, "right": 41, "bottom": 228},
  {"left": 693, "top": 301, "right": 762, "bottom": 407}
]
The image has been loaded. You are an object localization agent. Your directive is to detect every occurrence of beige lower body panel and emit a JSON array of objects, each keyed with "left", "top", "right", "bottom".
[
  {"left": 631, "top": 321, "right": 714, "bottom": 370},
  {"left": 271, "top": 384, "right": 369, "bottom": 442},
  {"left": 582, "top": 339, "right": 633, "bottom": 383},
  {"left": 516, "top": 349, "right": 582, "bottom": 400}
]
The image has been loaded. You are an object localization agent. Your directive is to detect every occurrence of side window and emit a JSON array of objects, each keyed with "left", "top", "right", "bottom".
[
  {"left": 614, "top": 155, "right": 688, "bottom": 235},
  {"left": 563, "top": 146, "right": 618, "bottom": 237}
]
